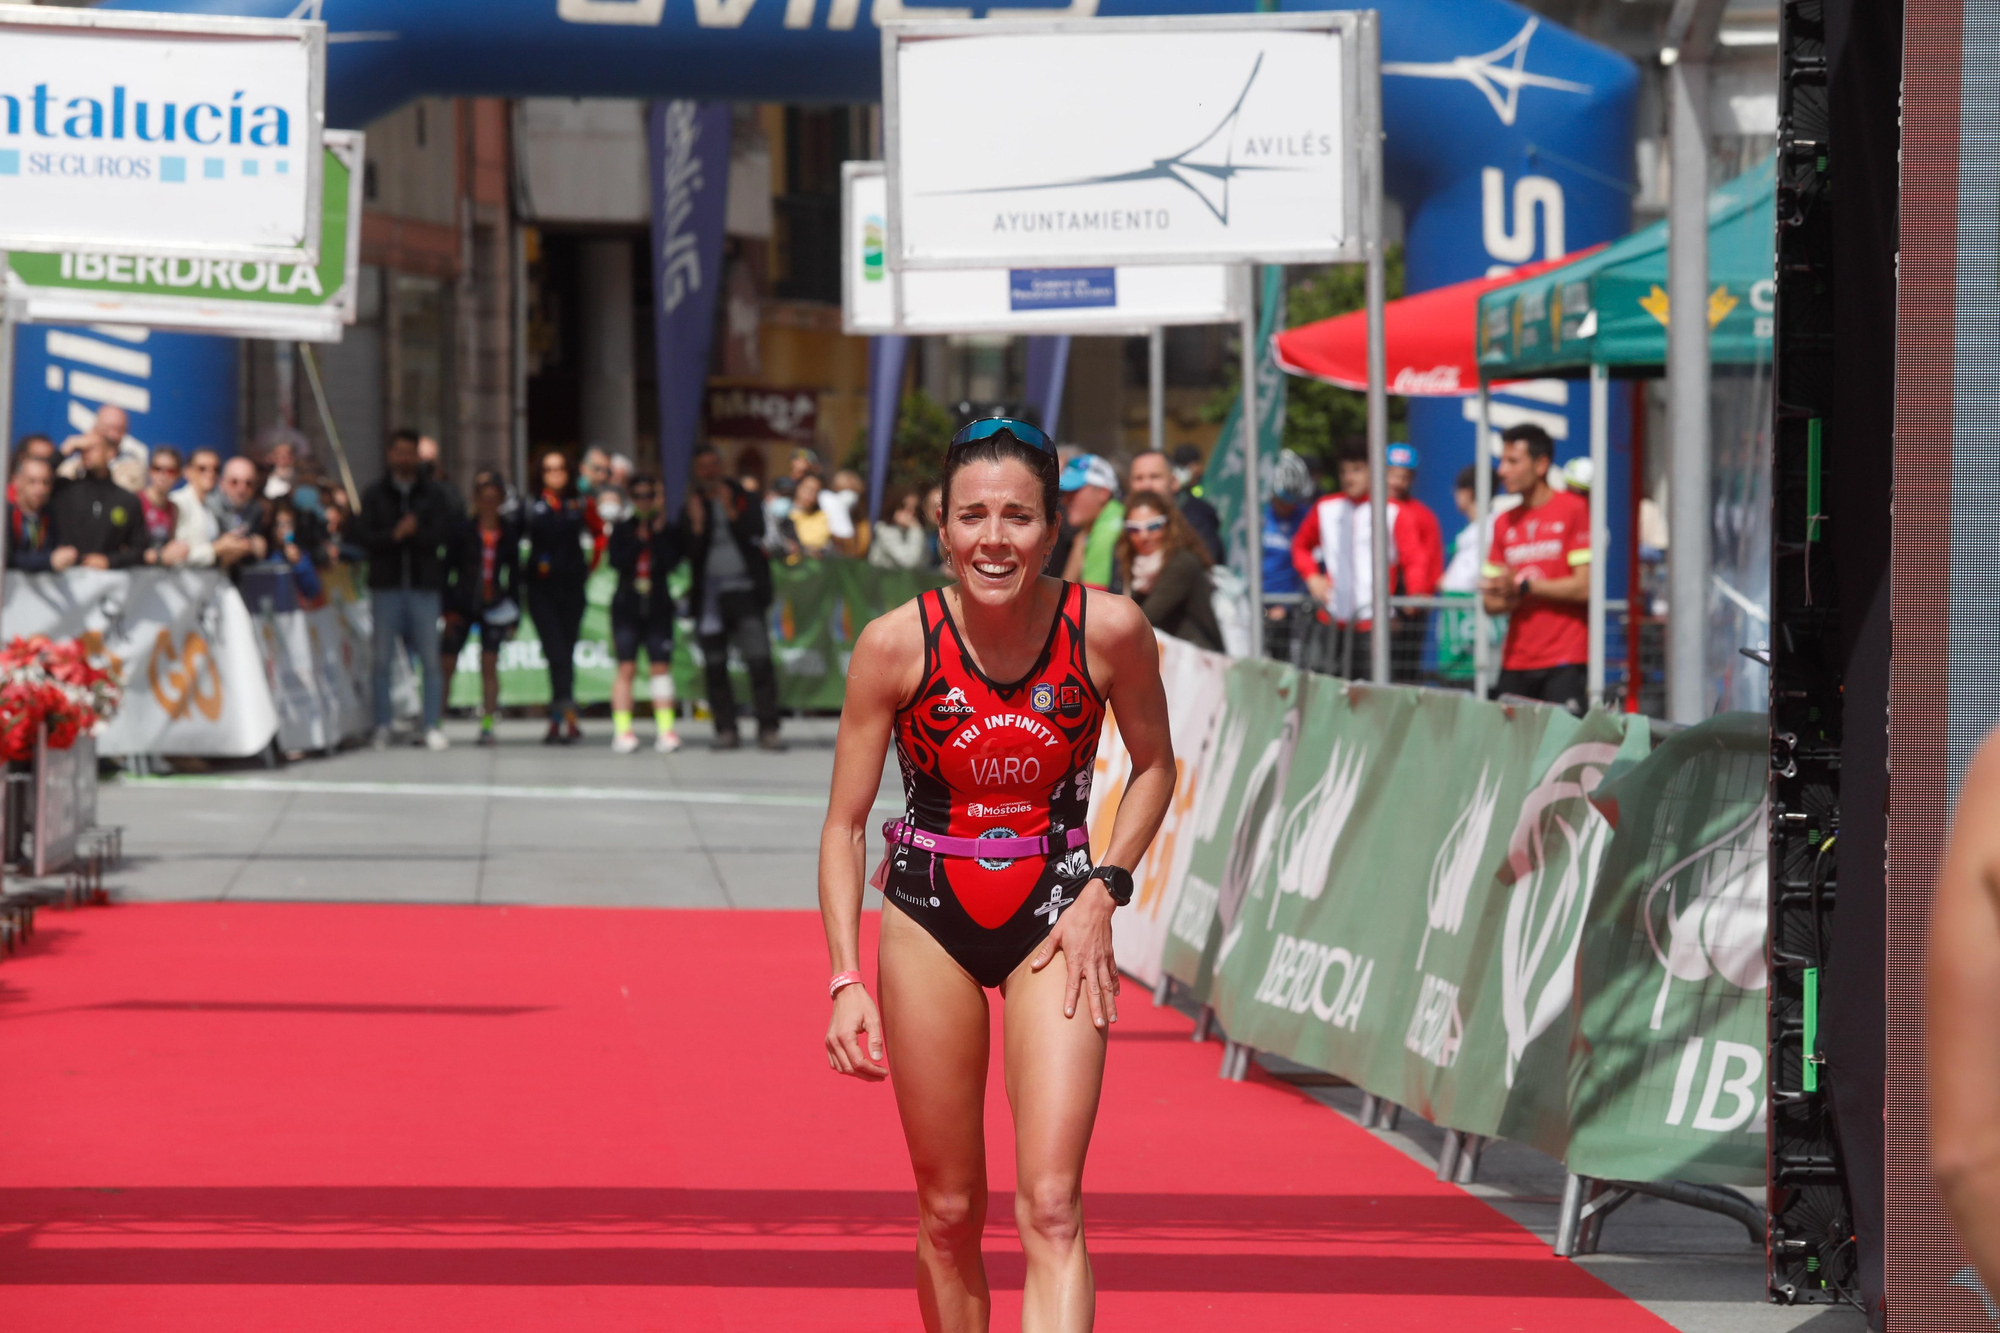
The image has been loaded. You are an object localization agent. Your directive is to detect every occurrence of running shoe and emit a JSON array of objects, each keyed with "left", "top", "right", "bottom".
[
  {"left": 655, "top": 729, "right": 682, "bottom": 754},
  {"left": 371, "top": 725, "right": 392, "bottom": 751},
  {"left": 710, "top": 730, "right": 741, "bottom": 752},
  {"left": 424, "top": 727, "right": 450, "bottom": 752},
  {"left": 756, "top": 728, "right": 787, "bottom": 753},
  {"left": 542, "top": 720, "right": 562, "bottom": 746},
  {"left": 563, "top": 712, "right": 584, "bottom": 745},
  {"left": 611, "top": 731, "right": 640, "bottom": 755},
  {"left": 477, "top": 729, "right": 498, "bottom": 748}
]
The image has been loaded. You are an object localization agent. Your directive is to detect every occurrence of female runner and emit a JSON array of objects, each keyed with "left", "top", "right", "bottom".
[{"left": 819, "top": 419, "right": 1175, "bottom": 1332}]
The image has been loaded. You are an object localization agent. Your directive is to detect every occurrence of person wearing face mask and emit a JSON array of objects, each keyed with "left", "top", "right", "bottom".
[
  {"left": 1114, "top": 490, "right": 1222, "bottom": 652},
  {"left": 524, "top": 450, "right": 596, "bottom": 746},
  {"left": 607, "top": 473, "right": 684, "bottom": 755},
  {"left": 817, "top": 416, "right": 1174, "bottom": 1333}
]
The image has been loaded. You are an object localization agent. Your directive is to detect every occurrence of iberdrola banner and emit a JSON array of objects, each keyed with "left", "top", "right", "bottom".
[
  {"left": 1158, "top": 656, "right": 1305, "bottom": 1006},
  {"left": 1566, "top": 712, "right": 1770, "bottom": 1185},
  {"left": 449, "top": 557, "right": 944, "bottom": 712}
]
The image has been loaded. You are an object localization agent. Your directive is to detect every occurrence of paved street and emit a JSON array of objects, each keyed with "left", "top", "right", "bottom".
[{"left": 102, "top": 716, "right": 889, "bottom": 908}]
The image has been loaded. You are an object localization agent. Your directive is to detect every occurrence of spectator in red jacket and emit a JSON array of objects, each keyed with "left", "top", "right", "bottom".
[
  {"left": 1290, "top": 438, "right": 1433, "bottom": 680},
  {"left": 1386, "top": 443, "right": 1444, "bottom": 682}
]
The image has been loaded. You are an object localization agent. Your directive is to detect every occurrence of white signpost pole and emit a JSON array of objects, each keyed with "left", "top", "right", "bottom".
[
  {"left": 1240, "top": 266, "right": 1263, "bottom": 660},
  {"left": 1148, "top": 327, "right": 1165, "bottom": 455},
  {"left": 1359, "top": 16, "right": 1390, "bottom": 686}
]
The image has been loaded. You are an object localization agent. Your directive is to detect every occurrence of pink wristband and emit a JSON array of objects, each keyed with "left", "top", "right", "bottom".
[{"left": 829, "top": 970, "right": 865, "bottom": 1000}]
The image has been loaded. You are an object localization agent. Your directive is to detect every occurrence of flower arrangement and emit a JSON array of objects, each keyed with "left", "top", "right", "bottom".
[{"left": 0, "top": 635, "right": 122, "bottom": 762}]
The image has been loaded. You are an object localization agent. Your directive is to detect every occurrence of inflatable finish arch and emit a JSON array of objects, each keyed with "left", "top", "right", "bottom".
[{"left": 100, "top": 0, "right": 1636, "bottom": 545}]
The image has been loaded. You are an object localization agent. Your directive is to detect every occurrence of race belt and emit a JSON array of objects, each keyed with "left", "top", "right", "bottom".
[{"left": 880, "top": 819, "right": 1088, "bottom": 862}]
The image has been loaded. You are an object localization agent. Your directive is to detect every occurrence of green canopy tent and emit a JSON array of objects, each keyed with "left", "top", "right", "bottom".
[
  {"left": 1470, "top": 160, "right": 1774, "bottom": 702},
  {"left": 1475, "top": 159, "right": 1775, "bottom": 377}
]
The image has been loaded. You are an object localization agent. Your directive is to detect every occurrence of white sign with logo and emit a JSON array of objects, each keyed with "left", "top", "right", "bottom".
[
  {"left": 882, "top": 12, "right": 1375, "bottom": 269},
  {"left": 2, "top": 569, "right": 278, "bottom": 758},
  {"left": 0, "top": 6, "right": 325, "bottom": 264},
  {"left": 843, "top": 162, "right": 1245, "bottom": 335}
]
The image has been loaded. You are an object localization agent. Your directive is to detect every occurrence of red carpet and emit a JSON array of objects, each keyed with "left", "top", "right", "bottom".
[{"left": 0, "top": 904, "right": 1672, "bottom": 1331}]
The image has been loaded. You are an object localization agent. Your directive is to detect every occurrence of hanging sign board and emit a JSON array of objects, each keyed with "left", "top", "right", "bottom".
[
  {"left": 5, "top": 130, "right": 361, "bottom": 343},
  {"left": 882, "top": 12, "right": 1373, "bottom": 271},
  {"left": 843, "top": 161, "right": 1245, "bottom": 335},
  {"left": 0, "top": 5, "right": 325, "bottom": 265}
]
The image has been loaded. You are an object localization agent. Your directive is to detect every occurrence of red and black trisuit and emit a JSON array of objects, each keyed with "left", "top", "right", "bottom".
[{"left": 880, "top": 581, "right": 1107, "bottom": 988}]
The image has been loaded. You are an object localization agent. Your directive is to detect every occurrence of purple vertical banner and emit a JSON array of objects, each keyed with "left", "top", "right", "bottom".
[
  {"left": 1024, "top": 335, "right": 1071, "bottom": 439},
  {"left": 865, "top": 335, "right": 908, "bottom": 523},
  {"left": 647, "top": 100, "right": 732, "bottom": 517}
]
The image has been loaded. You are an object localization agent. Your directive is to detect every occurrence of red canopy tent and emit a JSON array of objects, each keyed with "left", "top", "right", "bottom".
[{"left": 1270, "top": 250, "right": 1601, "bottom": 396}]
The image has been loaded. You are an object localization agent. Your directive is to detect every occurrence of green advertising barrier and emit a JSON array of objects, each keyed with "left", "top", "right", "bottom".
[
  {"left": 447, "top": 557, "right": 945, "bottom": 711},
  {"left": 1160, "top": 656, "right": 1304, "bottom": 1006},
  {"left": 1154, "top": 650, "right": 1768, "bottom": 1184},
  {"left": 1567, "top": 712, "right": 1769, "bottom": 1185}
]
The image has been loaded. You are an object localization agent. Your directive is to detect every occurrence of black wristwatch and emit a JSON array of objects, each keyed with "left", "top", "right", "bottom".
[{"left": 1087, "top": 864, "right": 1134, "bottom": 907}]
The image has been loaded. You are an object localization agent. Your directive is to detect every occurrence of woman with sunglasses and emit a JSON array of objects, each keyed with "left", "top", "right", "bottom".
[
  {"left": 1113, "top": 490, "right": 1223, "bottom": 653},
  {"left": 819, "top": 417, "right": 1176, "bottom": 1332},
  {"left": 524, "top": 449, "right": 595, "bottom": 745}
]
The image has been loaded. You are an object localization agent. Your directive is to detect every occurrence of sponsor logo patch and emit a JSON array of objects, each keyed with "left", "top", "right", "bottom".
[
  {"left": 967, "top": 800, "right": 1033, "bottom": 819},
  {"left": 932, "top": 685, "right": 978, "bottom": 718},
  {"left": 1060, "top": 684, "right": 1082, "bottom": 717},
  {"left": 1030, "top": 682, "right": 1056, "bottom": 714}
]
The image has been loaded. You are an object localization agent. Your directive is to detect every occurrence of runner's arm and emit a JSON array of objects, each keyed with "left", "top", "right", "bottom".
[
  {"left": 818, "top": 606, "right": 918, "bottom": 1078},
  {"left": 1033, "top": 591, "right": 1176, "bottom": 1026},
  {"left": 1930, "top": 731, "right": 2000, "bottom": 1288}
]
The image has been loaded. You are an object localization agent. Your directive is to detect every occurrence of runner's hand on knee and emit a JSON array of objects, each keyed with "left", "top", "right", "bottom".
[
  {"left": 826, "top": 987, "right": 887, "bottom": 1081},
  {"left": 1031, "top": 891, "right": 1119, "bottom": 1027}
]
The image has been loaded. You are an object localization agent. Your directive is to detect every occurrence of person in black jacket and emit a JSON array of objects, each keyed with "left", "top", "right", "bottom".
[
  {"left": 355, "top": 429, "right": 459, "bottom": 752},
  {"left": 523, "top": 449, "right": 594, "bottom": 746},
  {"left": 46, "top": 433, "right": 148, "bottom": 569},
  {"left": 7, "top": 454, "right": 68, "bottom": 573},
  {"left": 684, "top": 444, "right": 782, "bottom": 751},
  {"left": 441, "top": 471, "right": 523, "bottom": 747},
  {"left": 607, "top": 472, "right": 684, "bottom": 755}
]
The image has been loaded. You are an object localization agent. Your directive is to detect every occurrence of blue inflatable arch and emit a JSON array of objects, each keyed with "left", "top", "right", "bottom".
[{"left": 103, "top": 0, "right": 1636, "bottom": 558}]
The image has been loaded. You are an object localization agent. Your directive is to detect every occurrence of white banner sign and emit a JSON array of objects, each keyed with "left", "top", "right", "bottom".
[
  {"left": 2, "top": 569, "right": 277, "bottom": 757},
  {"left": 843, "top": 161, "right": 1244, "bottom": 335},
  {"left": 6, "top": 130, "right": 362, "bottom": 342},
  {"left": 883, "top": 13, "right": 1372, "bottom": 270},
  {"left": 0, "top": 6, "right": 325, "bottom": 264},
  {"left": 1090, "top": 633, "right": 1232, "bottom": 990}
]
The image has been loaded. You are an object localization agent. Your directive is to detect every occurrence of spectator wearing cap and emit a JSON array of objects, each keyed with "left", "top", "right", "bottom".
[
  {"left": 1129, "top": 448, "right": 1223, "bottom": 563},
  {"left": 1263, "top": 450, "right": 1316, "bottom": 663},
  {"left": 1057, "top": 453, "right": 1124, "bottom": 590},
  {"left": 1385, "top": 444, "right": 1446, "bottom": 682},
  {"left": 1290, "top": 438, "right": 1436, "bottom": 680}
]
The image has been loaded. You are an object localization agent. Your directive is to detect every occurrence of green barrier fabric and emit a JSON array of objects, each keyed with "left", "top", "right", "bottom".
[
  {"left": 447, "top": 558, "right": 945, "bottom": 710},
  {"left": 1159, "top": 663, "right": 1767, "bottom": 1183},
  {"left": 1160, "top": 657, "right": 1305, "bottom": 1006},
  {"left": 1566, "top": 711, "right": 1769, "bottom": 1185}
]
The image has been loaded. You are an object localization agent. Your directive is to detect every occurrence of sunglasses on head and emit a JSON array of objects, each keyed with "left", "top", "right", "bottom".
[{"left": 948, "top": 417, "right": 1056, "bottom": 457}]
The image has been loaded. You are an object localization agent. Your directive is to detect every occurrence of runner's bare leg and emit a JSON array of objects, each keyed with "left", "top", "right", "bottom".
[
  {"left": 1002, "top": 943, "right": 1107, "bottom": 1332},
  {"left": 881, "top": 906, "right": 994, "bottom": 1333}
]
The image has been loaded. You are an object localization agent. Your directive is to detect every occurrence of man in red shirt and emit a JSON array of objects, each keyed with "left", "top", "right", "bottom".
[
  {"left": 1481, "top": 423, "right": 1591, "bottom": 713},
  {"left": 1386, "top": 443, "right": 1444, "bottom": 682},
  {"left": 1291, "top": 439, "right": 1434, "bottom": 679}
]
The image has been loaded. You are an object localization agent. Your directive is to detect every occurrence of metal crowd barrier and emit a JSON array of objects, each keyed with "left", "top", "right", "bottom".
[{"left": 1258, "top": 594, "right": 1658, "bottom": 716}]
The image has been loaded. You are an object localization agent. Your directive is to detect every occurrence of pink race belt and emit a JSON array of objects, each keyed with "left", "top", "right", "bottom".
[{"left": 881, "top": 819, "right": 1088, "bottom": 861}]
